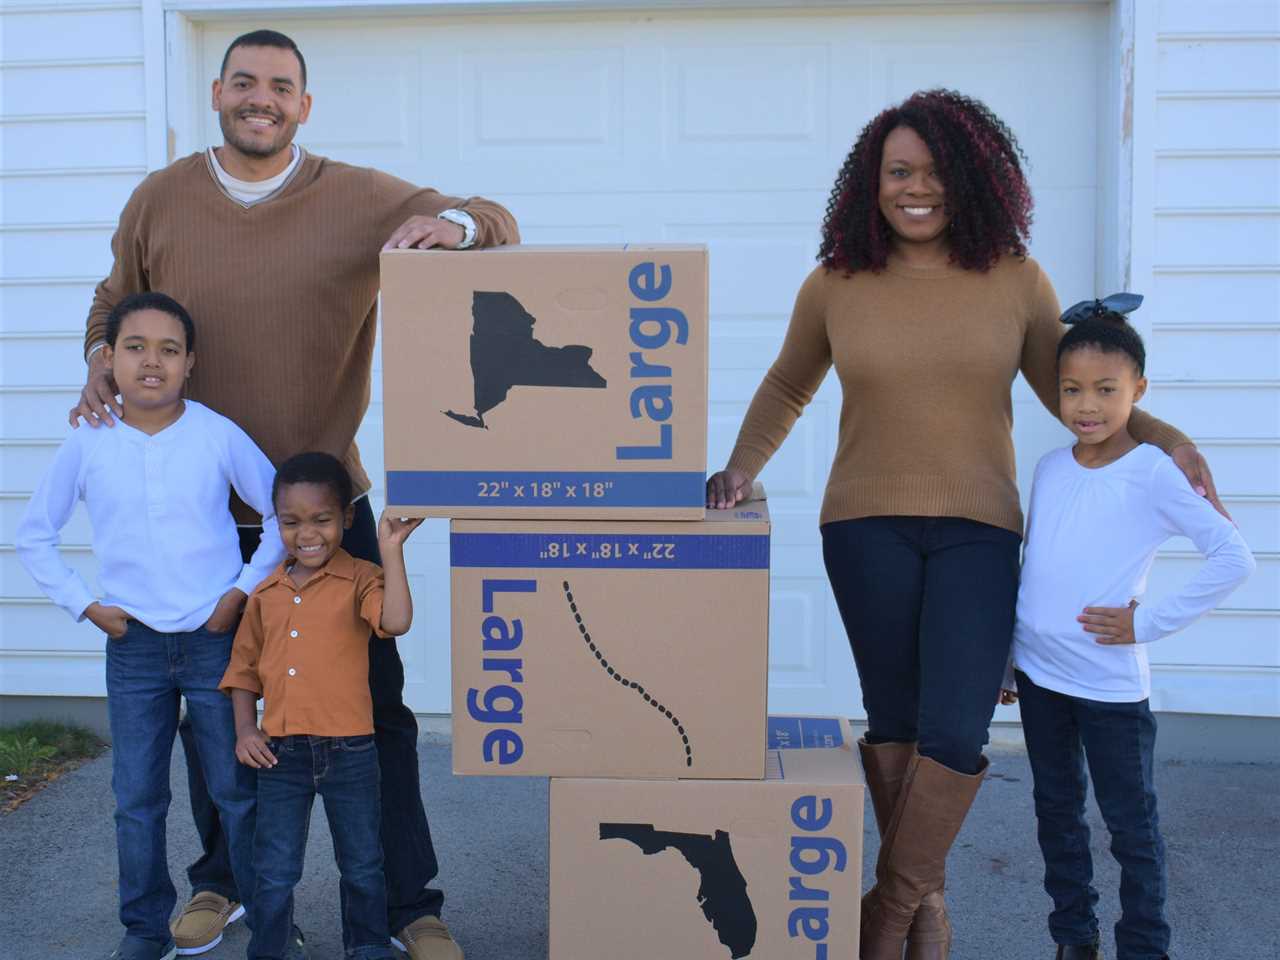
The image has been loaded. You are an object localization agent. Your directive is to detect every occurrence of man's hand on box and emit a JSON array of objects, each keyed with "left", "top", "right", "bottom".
[{"left": 381, "top": 215, "right": 465, "bottom": 252}]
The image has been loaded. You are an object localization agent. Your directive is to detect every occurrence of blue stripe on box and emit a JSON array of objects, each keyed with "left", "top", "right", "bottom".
[
  {"left": 768, "top": 716, "right": 844, "bottom": 750},
  {"left": 450, "top": 532, "right": 769, "bottom": 570},
  {"left": 387, "top": 471, "right": 705, "bottom": 508}
]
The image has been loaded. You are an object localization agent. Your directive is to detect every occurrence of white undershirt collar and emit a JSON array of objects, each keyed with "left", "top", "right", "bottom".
[{"left": 208, "top": 144, "right": 302, "bottom": 206}]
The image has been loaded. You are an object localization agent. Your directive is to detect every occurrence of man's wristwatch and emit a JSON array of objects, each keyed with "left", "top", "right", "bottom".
[{"left": 437, "top": 208, "right": 477, "bottom": 249}]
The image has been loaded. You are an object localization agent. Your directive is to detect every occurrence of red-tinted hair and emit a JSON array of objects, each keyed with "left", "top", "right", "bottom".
[{"left": 818, "top": 89, "right": 1033, "bottom": 274}]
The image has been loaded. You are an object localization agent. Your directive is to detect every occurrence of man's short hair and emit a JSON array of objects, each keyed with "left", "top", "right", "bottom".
[{"left": 220, "top": 29, "right": 307, "bottom": 89}]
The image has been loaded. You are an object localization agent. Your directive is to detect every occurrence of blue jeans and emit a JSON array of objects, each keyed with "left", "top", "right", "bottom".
[
  {"left": 1017, "top": 671, "right": 1170, "bottom": 960},
  {"left": 184, "top": 496, "right": 444, "bottom": 931},
  {"left": 250, "top": 735, "right": 393, "bottom": 960},
  {"left": 821, "top": 516, "right": 1022, "bottom": 774},
  {"left": 105, "top": 622, "right": 257, "bottom": 948}
]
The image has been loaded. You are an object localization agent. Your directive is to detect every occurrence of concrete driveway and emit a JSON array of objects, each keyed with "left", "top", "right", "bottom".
[{"left": 2, "top": 734, "right": 1276, "bottom": 959}]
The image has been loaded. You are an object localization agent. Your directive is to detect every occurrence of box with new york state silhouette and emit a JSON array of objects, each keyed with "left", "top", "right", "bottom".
[
  {"left": 450, "top": 493, "right": 769, "bottom": 778},
  {"left": 380, "top": 244, "right": 708, "bottom": 519},
  {"left": 550, "top": 716, "right": 864, "bottom": 960}
]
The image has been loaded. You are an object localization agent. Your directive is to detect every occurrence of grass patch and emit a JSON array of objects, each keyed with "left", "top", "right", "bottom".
[{"left": 1, "top": 720, "right": 107, "bottom": 813}]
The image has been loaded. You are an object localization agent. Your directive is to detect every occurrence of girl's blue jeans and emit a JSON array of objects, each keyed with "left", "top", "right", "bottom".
[
  {"left": 105, "top": 621, "right": 257, "bottom": 949},
  {"left": 249, "top": 734, "right": 394, "bottom": 960},
  {"left": 1017, "top": 670, "right": 1170, "bottom": 960}
]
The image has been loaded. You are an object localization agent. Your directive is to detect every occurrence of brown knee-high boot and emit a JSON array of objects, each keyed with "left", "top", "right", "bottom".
[
  {"left": 860, "top": 750, "right": 988, "bottom": 960},
  {"left": 858, "top": 740, "right": 953, "bottom": 959}
]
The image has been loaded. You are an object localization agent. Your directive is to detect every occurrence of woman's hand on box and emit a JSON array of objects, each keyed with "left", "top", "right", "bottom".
[{"left": 706, "top": 468, "right": 752, "bottom": 510}]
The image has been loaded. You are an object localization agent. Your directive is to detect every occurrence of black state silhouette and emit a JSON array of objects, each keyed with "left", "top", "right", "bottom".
[
  {"left": 444, "top": 291, "right": 606, "bottom": 429},
  {"left": 599, "top": 822, "right": 758, "bottom": 958}
]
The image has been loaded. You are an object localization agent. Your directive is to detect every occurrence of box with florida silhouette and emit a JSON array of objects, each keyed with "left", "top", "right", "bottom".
[
  {"left": 380, "top": 245, "right": 708, "bottom": 519},
  {"left": 449, "top": 494, "right": 769, "bottom": 778},
  {"left": 550, "top": 716, "right": 864, "bottom": 960}
]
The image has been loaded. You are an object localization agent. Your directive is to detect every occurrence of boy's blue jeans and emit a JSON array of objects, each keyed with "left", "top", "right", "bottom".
[
  {"left": 249, "top": 734, "right": 393, "bottom": 960},
  {"left": 105, "top": 622, "right": 257, "bottom": 949},
  {"left": 1016, "top": 670, "right": 1170, "bottom": 960}
]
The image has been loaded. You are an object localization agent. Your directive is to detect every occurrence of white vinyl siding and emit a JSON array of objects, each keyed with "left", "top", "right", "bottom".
[
  {"left": 1, "top": 1, "right": 151, "bottom": 697},
  {"left": 1137, "top": 0, "right": 1280, "bottom": 716}
]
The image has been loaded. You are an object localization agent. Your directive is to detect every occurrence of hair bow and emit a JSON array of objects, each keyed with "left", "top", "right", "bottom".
[{"left": 1059, "top": 293, "right": 1143, "bottom": 326}]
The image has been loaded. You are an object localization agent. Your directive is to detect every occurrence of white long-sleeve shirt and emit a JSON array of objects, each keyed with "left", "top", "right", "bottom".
[
  {"left": 1013, "top": 443, "right": 1255, "bottom": 702},
  {"left": 16, "top": 400, "right": 285, "bottom": 633}
]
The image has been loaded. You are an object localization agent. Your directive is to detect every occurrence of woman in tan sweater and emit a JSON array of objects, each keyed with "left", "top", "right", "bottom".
[{"left": 706, "top": 90, "right": 1217, "bottom": 960}]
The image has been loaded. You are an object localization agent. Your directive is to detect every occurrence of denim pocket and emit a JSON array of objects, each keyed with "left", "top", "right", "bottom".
[{"left": 337, "top": 734, "right": 376, "bottom": 752}]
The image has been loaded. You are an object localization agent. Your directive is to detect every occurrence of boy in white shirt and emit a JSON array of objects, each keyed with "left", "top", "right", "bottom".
[
  {"left": 1002, "top": 296, "right": 1254, "bottom": 960},
  {"left": 17, "top": 292, "right": 284, "bottom": 960}
]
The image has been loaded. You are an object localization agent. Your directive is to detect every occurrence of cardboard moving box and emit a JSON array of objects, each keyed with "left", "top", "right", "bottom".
[
  {"left": 450, "top": 495, "right": 770, "bottom": 779},
  {"left": 550, "top": 716, "right": 864, "bottom": 960},
  {"left": 381, "top": 245, "right": 708, "bottom": 519}
]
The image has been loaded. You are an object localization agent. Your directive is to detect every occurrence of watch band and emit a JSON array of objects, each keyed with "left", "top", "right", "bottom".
[{"left": 438, "top": 208, "right": 477, "bottom": 249}]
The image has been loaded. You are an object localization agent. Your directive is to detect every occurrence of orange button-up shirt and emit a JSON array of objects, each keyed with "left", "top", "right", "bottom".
[{"left": 220, "top": 548, "right": 389, "bottom": 737}]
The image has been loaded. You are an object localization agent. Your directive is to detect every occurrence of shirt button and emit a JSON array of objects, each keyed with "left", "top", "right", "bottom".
[
  {"left": 293, "top": 596, "right": 301, "bottom": 605},
  {"left": 288, "top": 668, "right": 297, "bottom": 676},
  {"left": 290, "top": 630, "right": 298, "bottom": 638}
]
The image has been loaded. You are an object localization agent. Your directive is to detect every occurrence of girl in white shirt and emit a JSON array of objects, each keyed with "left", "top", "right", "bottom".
[
  {"left": 1001, "top": 298, "right": 1253, "bottom": 960},
  {"left": 17, "top": 292, "right": 284, "bottom": 960}
]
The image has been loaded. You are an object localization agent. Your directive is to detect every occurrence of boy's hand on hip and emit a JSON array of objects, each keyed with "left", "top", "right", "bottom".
[
  {"left": 235, "top": 727, "right": 277, "bottom": 769},
  {"left": 204, "top": 588, "right": 247, "bottom": 634},
  {"left": 70, "top": 350, "right": 120, "bottom": 428},
  {"left": 1079, "top": 599, "right": 1138, "bottom": 645},
  {"left": 998, "top": 688, "right": 1019, "bottom": 705},
  {"left": 378, "top": 512, "right": 424, "bottom": 547},
  {"left": 86, "top": 602, "right": 129, "bottom": 638}
]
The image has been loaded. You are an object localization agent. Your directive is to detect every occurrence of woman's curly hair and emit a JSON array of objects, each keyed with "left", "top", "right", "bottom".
[{"left": 819, "top": 89, "right": 1033, "bottom": 274}]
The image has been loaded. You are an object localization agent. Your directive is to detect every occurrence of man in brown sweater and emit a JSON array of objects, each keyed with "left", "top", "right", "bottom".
[{"left": 72, "top": 29, "right": 515, "bottom": 960}]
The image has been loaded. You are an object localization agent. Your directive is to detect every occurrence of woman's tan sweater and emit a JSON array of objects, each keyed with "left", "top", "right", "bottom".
[{"left": 726, "top": 256, "right": 1188, "bottom": 535}]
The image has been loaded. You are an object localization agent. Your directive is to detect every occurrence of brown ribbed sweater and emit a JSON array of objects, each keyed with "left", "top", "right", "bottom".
[
  {"left": 85, "top": 150, "right": 519, "bottom": 520},
  {"left": 726, "top": 256, "right": 1189, "bottom": 535}
]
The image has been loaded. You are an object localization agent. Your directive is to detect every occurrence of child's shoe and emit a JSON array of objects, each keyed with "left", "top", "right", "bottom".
[
  {"left": 1055, "top": 942, "right": 1104, "bottom": 960},
  {"left": 391, "top": 915, "right": 463, "bottom": 960},
  {"left": 107, "top": 937, "right": 178, "bottom": 960},
  {"left": 170, "top": 891, "right": 244, "bottom": 955}
]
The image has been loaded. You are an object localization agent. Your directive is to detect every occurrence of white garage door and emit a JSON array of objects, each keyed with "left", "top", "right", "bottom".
[{"left": 195, "top": 5, "right": 1105, "bottom": 716}]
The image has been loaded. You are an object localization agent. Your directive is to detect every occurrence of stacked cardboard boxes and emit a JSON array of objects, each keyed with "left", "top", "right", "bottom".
[{"left": 381, "top": 246, "right": 863, "bottom": 958}]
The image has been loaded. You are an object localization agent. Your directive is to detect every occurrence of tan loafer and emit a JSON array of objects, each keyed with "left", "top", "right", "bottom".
[
  {"left": 391, "top": 915, "right": 464, "bottom": 960},
  {"left": 169, "top": 891, "right": 244, "bottom": 956}
]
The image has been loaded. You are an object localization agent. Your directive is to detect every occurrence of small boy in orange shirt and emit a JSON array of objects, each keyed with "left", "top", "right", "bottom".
[{"left": 221, "top": 452, "right": 422, "bottom": 960}]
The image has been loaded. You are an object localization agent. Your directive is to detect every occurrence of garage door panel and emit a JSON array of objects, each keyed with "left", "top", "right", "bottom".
[
  {"left": 1027, "top": 187, "right": 1100, "bottom": 304},
  {"left": 465, "top": 47, "right": 623, "bottom": 151},
  {"left": 664, "top": 42, "right": 829, "bottom": 168},
  {"left": 666, "top": 218, "right": 820, "bottom": 316},
  {"left": 874, "top": 31, "right": 1101, "bottom": 189},
  {"left": 710, "top": 323, "right": 789, "bottom": 371},
  {"left": 197, "top": 6, "right": 1106, "bottom": 716},
  {"left": 303, "top": 54, "right": 420, "bottom": 165},
  {"left": 767, "top": 573, "right": 827, "bottom": 680}
]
